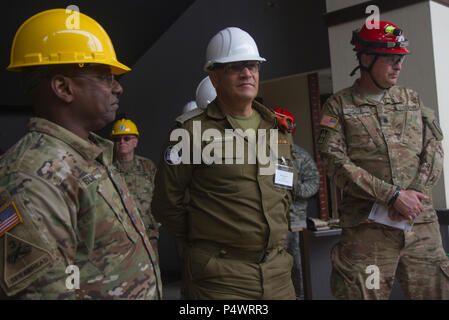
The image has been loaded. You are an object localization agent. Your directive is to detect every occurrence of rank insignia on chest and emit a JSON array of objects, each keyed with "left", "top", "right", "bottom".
[
  {"left": 0, "top": 202, "right": 23, "bottom": 237},
  {"left": 277, "top": 138, "right": 288, "bottom": 144},
  {"left": 320, "top": 115, "right": 339, "bottom": 129},
  {"left": 205, "top": 135, "right": 234, "bottom": 145}
]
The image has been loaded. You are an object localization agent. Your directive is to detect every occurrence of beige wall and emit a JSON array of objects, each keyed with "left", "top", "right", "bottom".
[
  {"left": 430, "top": 1, "right": 449, "bottom": 208},
  {"left": 327, "top": 1, "right": 447, "bottom": 207},
  {"left": 259, "top": 74, "right": 314, "bottom": 156},
  {"left": 259, "top": 69, "right": 333, "bottom": 156}
]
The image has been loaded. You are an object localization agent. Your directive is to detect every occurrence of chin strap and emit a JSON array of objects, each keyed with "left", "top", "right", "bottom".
[{"left": 350, "top": 54, "right": 391, "bottom": 90}]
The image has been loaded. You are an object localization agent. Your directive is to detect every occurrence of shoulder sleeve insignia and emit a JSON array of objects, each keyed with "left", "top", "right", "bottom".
[
  {"left": 431, "top": 119, "right": 444, "bottom": 141},
  {"left": 164, "top": 145, "right": 182, "bottom": 166},
  {"left": 0, "top": 202, "right": 23, "bottom": 237},
  {"left": 421, "top": 106, "right": 443, "bottom": 141},
  {"left": 3, "top": 232, "right": 53, "bottom": 288},
  {"left": 320, "top": 115, "right": 339, "bottom": 129}
]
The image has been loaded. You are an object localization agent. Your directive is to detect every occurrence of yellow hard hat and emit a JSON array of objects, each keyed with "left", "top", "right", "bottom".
[
  {"left": 111, "top": 119, "right": 139, "bottom": 137},
  {"left": 7, "top": 8, "right": 130, "bottom": 75}
]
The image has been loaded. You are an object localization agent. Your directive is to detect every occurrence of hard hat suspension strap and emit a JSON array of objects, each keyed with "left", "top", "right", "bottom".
[{"left": 350, "top": 53, "right": 391, "bottom": 90}]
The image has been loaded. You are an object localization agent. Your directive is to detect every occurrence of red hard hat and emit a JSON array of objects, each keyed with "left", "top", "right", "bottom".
[
  {"left": 273, "top": 107, "right": 296, "bottom": 134},
  {"left": 351, "top": 21, "right": 410, "bottom": 55}
]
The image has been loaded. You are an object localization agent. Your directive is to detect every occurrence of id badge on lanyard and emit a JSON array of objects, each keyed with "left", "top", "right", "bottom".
[{"left": 274, "top": 157, "right": 294, "bottom": 190}]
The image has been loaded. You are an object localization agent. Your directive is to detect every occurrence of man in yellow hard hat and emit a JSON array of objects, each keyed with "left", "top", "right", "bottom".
[
  {"left": 111, "top": 119, "right": 160, "bottom": 259},
  {"left": 0, "top": 9, "right": 161, "bottom": 299}
]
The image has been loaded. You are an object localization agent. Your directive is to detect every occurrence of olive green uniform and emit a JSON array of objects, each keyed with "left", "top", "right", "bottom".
[
  {"left": 0, "top": 118, "right": 162, "bottom": 299},
  {"left": 152, "top": 100, "right": 297, "bottom": 299},
  {"left": 113, "top": 155, "right": 159, "bottom": 258},
  {"left": 318, "top": 81, "right": 449, "bottom": 299}
]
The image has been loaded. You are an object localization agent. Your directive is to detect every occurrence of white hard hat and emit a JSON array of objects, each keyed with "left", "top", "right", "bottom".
[
  {"left": 182, "top": 101, "right": 198, "bottom": 114},
  {"left": 196, "top": 76, "right": 217, "bottom": 110},
  {"left": 204, "top": 27, "right": 266, "bottom": 71}
]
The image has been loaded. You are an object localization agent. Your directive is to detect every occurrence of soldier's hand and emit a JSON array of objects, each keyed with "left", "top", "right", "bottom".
[
  {"left": 392, "top": 190, "right": 428, "bottom": 220},
  {"left": 388, "top": 207, "right": 408, "bottom": 222}
]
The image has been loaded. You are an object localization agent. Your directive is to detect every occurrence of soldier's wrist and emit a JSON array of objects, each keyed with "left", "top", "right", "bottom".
[{"left": 388, "top": 188, "right": 401, "bottom": 207}]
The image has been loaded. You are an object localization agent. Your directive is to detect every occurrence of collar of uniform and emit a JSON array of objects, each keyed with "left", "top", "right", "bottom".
[
  {"left": 351, "top": 80, "right": 377, "bottom": 106},
  {"left": 206, "top": 99, "right": 276, "bottom": 129},
  {"left": 206, "top": 99, "right": 227, "bottom": 120},
  {"left": 252, "top": 100, "right": 277, "bottom": 129},
  {"left": 28, "top": 117, "right": 113, "bottom": 163},
  {"left": 352, "top": 80, "right": 400, "bottom": 106},
  {"left": 89, "top": 132, "right": 114, "bottom": 166},
  {"left": 114, "top": 155, "right": 139, "bottom": 172},
  {"left": 383, "top": 86, "right": 401, "bottom": 104}
]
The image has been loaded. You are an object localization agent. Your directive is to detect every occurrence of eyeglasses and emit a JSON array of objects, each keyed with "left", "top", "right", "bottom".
[
  {"left": 213, "top": 61, "right": 261, "bottom": 74},
  {"left": 379, "top": 55, "right": 405, "bottom": 66},
  {"left": 112, "top": 136, "right": 135, "bottom": 142},
  {"left": 66, "top": 73, "right": 116, "bottom": 86}
]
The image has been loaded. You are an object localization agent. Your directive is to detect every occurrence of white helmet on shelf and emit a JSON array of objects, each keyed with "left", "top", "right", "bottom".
[
  {"left": 196, "top": 76, "right": 216, "bottom": 110},
  {"left": 204, "top": 27, "right": 266, "bottom": 71}
]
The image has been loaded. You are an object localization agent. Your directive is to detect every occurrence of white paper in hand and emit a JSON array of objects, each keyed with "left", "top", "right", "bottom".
[{"left": 368, "top": 203, "right": 414, "bottom": 231}]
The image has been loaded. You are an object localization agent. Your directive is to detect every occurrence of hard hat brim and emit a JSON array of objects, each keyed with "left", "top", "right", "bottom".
[
  {"left": 7, "top": 60, "right": 131, "bottom": 75},
  {"left": 204, "top": 55, "right": 266, "bottom": 71},
  {"left": 356, "top": 48, "right": 410, "bottom": 55},
  {"left": 108, "top": 61, "right": 131, "bottom": 75}
]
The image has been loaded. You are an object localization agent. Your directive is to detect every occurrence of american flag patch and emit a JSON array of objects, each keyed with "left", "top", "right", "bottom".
[
  {"left": 0, "top": 202, "right": 23, "bottom": 237},
  {"left": 320, "top": 115, "right": 339, "bottom": 128}
]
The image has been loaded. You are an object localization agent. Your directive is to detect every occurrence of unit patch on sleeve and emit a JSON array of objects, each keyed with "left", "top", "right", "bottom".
[
  {"left": 164, "top": 145, "right": 182, "bottom": 165},
  {"left": 320, "top": 115, "right": 339, "bottom": 129},
  {"left": 0, "top": 202, "right": 23, "bottom": 237},
  {"left": 317, "top": 129, "right": 329, "bottom": 145},
  {"left": 3, "top": 232, "right": 52, "bottom": 288}
]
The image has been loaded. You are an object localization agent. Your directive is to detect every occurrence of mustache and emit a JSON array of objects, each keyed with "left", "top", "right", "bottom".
[{"left": 237, "top": 80, "right": 256, "bottom": 87}]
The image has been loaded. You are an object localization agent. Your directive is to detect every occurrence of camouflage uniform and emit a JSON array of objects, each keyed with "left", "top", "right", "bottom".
[
  {"left": 152, "top": 100, "right": 297, "bottom": 299},
  {"left": 113, "top": 155, "right": 159, "bottom": 258},
  {"left": 318, "top": 81, "right": 449, "bottom": 299},
  {"left": 0, "top": 118, "right": 162, "bottom": 299},
  {"left": 286, "top": 144, "right": 319, "bottom": 299}
]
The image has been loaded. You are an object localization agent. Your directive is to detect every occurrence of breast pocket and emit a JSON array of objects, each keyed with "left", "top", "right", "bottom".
[
  {"left": 78, "top": 179, "right": 139, "bottom": 276},
  {"left": 134, "top": 173, "right": 153, "bottom": 196},
  {"left": 400, "top": 104, "right": 423, "bottom": 153},
  {"left": 344, "top": 113, "right": 383, "bottom": 155},
  {"left": 196, "top": 158, "right": 244, "bottom": 194}
]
